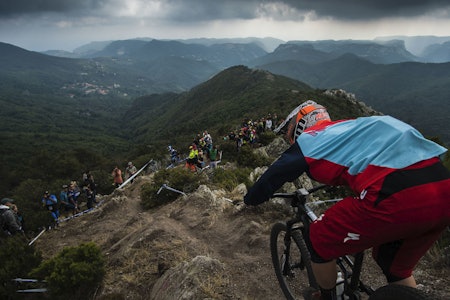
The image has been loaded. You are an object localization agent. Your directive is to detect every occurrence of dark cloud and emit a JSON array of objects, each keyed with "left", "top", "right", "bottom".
[
  {"left": 161, "top": 1, "right": 259, "bottom": 22},
  {"left": 0, "top": 0, "right": 103, "bottom": 17},
  {"left": 0, "top": 0, "right": 449, "bottom": 21},
  {"left": 282, "top": 0, "right": 450, "bottom": 20}
]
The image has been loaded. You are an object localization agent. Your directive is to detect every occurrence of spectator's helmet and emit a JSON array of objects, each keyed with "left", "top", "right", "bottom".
[{"left": 274, "top": 100, "right": 330, "bottom": 144}]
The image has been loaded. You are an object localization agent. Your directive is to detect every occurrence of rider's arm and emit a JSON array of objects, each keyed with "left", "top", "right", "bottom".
[{"left": 244, "top": 142, "right": 308, "bottom": 205}]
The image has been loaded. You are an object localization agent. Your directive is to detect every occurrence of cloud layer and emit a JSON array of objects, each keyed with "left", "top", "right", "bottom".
[
  {"left": 1, "top": 0, "right": 450, "bottom": 51},
  {"left": 1, "top": 0, "right": 449, "bottom": 19}
]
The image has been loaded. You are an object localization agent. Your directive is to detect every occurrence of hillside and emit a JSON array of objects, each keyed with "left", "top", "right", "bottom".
[
  {"left": 32, "top": 153, "right": 450, "bottom": 299},
  {"left": 2, "top": 39, "right": 450, "bottom": 149},
  {"left": 122, "top": 66, "right": 372, "bottom": 147}
]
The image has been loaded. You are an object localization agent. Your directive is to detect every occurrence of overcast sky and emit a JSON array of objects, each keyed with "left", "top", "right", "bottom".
[{"left": 1, "top": 0, "right": 450, "bottom": 52}]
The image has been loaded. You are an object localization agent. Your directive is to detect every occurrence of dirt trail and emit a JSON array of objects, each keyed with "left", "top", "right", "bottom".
[{"left": 33, "top": 174, "right": 449, "bottom": 299}]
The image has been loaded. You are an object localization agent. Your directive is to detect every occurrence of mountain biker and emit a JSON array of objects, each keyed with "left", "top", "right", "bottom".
[{"left": 244, "top": 100, "right": 450, "bottom": 300}]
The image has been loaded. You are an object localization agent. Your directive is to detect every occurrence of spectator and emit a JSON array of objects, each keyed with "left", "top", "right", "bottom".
[
  {"left": 203, "top": 131, "right": 213, "bottom": 151},
  {"left": 125, "top": 162, "right": 138, "bottom": 183},
  {"left": 60, "top": 184, "right": 76, "bottom": 215},
  {"left": 209, "top": 145, "right": 219, "bottom": 169},
  {"left": 85, "top": 185, "right": 95, "bottom": 209},
  {"left": 0, "top": 198, "right": 22, "bottom": 235},
  {"left": 168, "top": 145, "right": 180, "bottom": 164},
  {"left": 112, "top": 166, "right": 123, "bottom": 188},
  {"left": 41, "top": 191, "right": 60, "bottom": 225},
  {"left": 272, "top": 113, "right": 278, "bottom": 129},
  {"left": 68, "top": 182, "right": 81, "bottom": 213},
  {"left": 186, "top": 145, "right": 198, "bottom": 172},
  {"left": 265, "top": 116, "right": 273, "bottom": 131},
  {"left": 197, "top": 149, "right": 206, "bottom": 169},
  {"left": 84, "top": 172, "right": 97, "bottom": 203},
  {"left": 10, "top": 203, "right": 24, "bottom": 231},
  {"left": 82, "top": 170, "right": 89, "bottom": 182}
]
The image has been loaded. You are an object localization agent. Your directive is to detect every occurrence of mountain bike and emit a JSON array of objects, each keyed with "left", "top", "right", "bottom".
[{"left": 269, "top": 185, "right": 430, "bottom": 300}]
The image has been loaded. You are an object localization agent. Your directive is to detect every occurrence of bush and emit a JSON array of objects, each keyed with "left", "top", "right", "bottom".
[
  {"left": 11, "top": 178, "right": 52, "bottom": 233},
  {"left": 30, "top": 242, "right": 105, "bottom": 300},
  {"left": 211, "top": 167, "right": 252, "bottom": 191},
  {"left": 257, "top": 131, "right": 277, "bottom": 145},
  {"left": 236, "top": 146, "right": 271, "bottom": 169},
  {"left": 141, "top": 167, "right": 206, "bottom": 210},
  {"left": 0, "top": 236, "right": 42, "bottom": 299}
]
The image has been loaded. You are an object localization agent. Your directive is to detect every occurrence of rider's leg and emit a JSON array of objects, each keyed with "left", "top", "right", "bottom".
[
  {"left": 372, "top": 229, "right": 441, "bottom": 288},
  {"left": 304, "top": 228, "right": 338, "bottom": 299},
  {"left": 311, "top": 260, "right": 338, "bottom": 300},
  {"left": 311, "top": 260, "right": 337, "bottom": 289}
]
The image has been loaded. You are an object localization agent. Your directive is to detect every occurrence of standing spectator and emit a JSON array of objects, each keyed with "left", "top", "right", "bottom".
[
  {"left": 186, "top": 145, "right": 198, "bottom": 172},
  {"left": 112, "top": 166, "right": 123, "bottom": 188},
  {"left": 197, "top": 149, "right": 205, "bottom": 169},
  {"left": 272, "top": 113, "right": 278, "bottom": 129},
  {"left": 85, "top": 185, "right": 95, "bottom": 209},
  {"left": 209, "top": 145, "right": 219, "bottom": 169},
  {"left": 168, "top": 145, "right": 180, "bottom": 164},
  {"left": 84, "top": 172, "right": 97, "bottom": 203},
  {"left": 68, "top": 183, "right": 81, "bottom": 213},
  {"left": 0, "top": 198, "right": 22, "bottom": 235},
  {"left": 41, "top": 191, "right": 60, "bottom": 225},
  {"left": 125, "top": 162, "right": 138, "bottom": 183},
  {"left": 203, "top": 131, "right": 213, "bottom": 151},
  {"left": 82, "top": 170, "right": 89, "bottom": 182},
  {"left": 1, "top": 198, "right": 23, "bottom": 229},
  {"left": 10, "top": 203, "right": 24, "bottom": 231},
  {"left": 60, "top": 184, "right": 76, "bottom": 215},
  {"left": 265, "top": 115, "right": 273, "bottom": 130}
]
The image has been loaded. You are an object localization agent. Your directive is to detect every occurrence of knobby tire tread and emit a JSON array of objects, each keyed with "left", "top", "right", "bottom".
[{"left": 290, "top": 229, "right": 318, "bottom": 289}]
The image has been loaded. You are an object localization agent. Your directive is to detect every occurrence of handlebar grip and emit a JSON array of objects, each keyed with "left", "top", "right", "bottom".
[{"left": 308, "top": 184, "right": 329, "bottom": 193}]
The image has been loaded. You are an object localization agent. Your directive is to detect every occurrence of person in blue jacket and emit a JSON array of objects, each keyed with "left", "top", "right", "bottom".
[{"left": 42, "top": 191, "right": 60, "bottom": 225}]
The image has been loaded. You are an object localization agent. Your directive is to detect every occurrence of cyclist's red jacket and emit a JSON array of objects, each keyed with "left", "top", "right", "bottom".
[{"left": 244, "top": 116, "right": 448, "bottom": 205}]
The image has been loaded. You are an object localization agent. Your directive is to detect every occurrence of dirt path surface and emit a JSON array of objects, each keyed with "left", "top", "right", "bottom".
[{"left": 34, "top": 175, "right": 449, "bottom": 299}]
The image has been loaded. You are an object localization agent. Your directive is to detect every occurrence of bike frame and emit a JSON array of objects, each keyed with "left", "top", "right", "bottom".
[{"left": 273, "top": 186, "right": 375, "bottom": 299}]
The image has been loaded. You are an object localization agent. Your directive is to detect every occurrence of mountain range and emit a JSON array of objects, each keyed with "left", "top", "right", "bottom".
[{"left": 2, "top": 36, "right": 449, "bottom": 145}]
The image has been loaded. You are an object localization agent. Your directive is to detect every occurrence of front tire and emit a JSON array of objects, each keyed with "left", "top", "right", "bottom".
[{"left": 270, "top": 222, "right": 317, "bottom": 300}]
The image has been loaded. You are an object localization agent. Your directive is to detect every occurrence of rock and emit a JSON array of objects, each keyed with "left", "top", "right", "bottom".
[{"left": 150, "top": 255, "right": 226, "bottom": 300}]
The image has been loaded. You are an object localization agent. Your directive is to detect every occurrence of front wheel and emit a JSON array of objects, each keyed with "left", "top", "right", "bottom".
[
  {"left": 369, "top": 285, "right": 430, "bottom": 300},
  {"left": 270, "top": 222, "right": 317, "bottom": 300}
]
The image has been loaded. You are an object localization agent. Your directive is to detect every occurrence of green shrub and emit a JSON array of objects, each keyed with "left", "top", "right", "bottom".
[
  {"left": 211, "top": 167, "right": 252, "bottom": 191},
  {"left": 0, "top": 236, "right": 42, "bottom": 299},
  {"left": 257, "top": 131, "right": 277, "bottom": 145},
  {"left": 237, "top": 146, "right": 271, "bottom": 168},
  {"left": 217, "top": 141, "right": 239, "bottom": 162},
  {"left": 30, "top": 242, "right": 105, "bottom": 300},
  {"left": 141, "top": 167, "right": 205, "bottom": 210},
  {"left": 11, "top": 178, "right": 52, "bottom": 233}
]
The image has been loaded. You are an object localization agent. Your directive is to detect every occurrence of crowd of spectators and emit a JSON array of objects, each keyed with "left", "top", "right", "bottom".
[{"left": 225, "top": 113, "right": 281, "bottom": 151}]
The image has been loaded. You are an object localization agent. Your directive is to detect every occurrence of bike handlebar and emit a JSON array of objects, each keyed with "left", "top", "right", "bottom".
[{"left": 272, "top": 184, "right": 329, "bottom": 199}]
